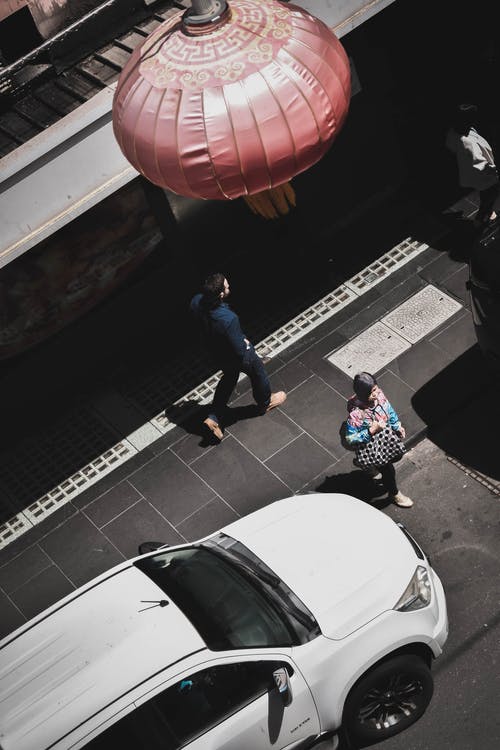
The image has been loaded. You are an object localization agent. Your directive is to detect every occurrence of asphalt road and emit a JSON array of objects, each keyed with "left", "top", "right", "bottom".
[{"left": 349, "top": 431, "right": 500, "bottom": 750}]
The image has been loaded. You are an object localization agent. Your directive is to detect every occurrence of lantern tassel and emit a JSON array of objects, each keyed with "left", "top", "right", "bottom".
[{"left": 244, "top": 182, "right": 296, "bottom": 219}]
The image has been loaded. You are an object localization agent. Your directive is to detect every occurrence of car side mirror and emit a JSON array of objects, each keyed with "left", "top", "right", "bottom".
[
  {"left": 138, "top": 541, "right": 168, "bottom": 555},
  {"left": 273, "top": 667, "right": 293, "bottom": 707}
]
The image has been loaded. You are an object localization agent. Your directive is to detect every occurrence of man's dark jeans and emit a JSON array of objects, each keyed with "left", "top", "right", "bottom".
[{"left": 208, "top": 346, "right": 271, "bottom": 424}]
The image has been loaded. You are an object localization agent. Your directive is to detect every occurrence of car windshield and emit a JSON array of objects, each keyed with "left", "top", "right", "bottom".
[
  {"left": 205, "top": 533, "right": 320, "bottom": 643},
  {"left": 135, "top": 546, "right": 299, "bottom": 650}
]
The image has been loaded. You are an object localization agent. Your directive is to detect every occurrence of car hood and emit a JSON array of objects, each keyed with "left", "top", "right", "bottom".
[{"left": 221, "top": 494, "right": 418, "bottom": 640}]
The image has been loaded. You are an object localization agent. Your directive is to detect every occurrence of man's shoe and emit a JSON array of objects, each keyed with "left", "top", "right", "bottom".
[
  {"left": 203, "top": 418, "right": 223, "bottom": 441},
  {"left": 390, "top": 491, "right": 413, "bottom": 508},
  {"left": 265, "top": 391, "right": 287, "bottom": 412}
]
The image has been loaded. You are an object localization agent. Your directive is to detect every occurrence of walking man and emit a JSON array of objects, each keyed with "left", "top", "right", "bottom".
[{"left": 190, "top": 273, "right": 286, "bottom": 440}]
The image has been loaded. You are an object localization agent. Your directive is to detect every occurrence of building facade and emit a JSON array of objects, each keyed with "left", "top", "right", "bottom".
[{"left": 0, "top": 0, "right": 496, "bottom": 358}]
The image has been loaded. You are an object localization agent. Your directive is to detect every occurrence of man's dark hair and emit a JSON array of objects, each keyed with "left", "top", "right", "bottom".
[
  {"left": 202, "top": 272, "right": 226, "bottom": 309},
  {"left": 453, "top": 103, "right": 478, "bottom": 135}
]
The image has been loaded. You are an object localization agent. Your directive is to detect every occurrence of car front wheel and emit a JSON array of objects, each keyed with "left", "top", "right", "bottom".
[{"left": 343, "top": 654, "right": 433, "bottom": 747}]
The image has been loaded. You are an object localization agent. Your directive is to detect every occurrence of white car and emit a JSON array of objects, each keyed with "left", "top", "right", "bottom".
[{"left": 0, "top": 494, "right": 448, "bottom": 750}]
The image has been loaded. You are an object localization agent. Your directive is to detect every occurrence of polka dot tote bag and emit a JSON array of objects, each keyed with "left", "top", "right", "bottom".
[{"left": 355, "top": 427, "right": 406, "bottom": 469}]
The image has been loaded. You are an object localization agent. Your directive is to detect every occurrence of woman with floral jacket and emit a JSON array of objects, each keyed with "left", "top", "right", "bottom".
[{"left": 346, "top": 372, "right": 413, "bottom": 508}]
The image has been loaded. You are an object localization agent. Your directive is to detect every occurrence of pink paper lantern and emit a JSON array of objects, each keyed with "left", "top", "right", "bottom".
[{"left": 112, "top": 0, "right": 351, "bottom": 200}]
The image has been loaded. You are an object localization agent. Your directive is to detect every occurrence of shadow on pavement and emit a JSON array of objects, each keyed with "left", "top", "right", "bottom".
[
  {"left": 315, "top": 470, "right": 392, "bottom": 509},
  {"left": 165, "top": 400, "right": 265, "bottom": 446},
  {"left": 412, "top": 345, "right": 499, "bottom": 480},
  {"left": 430, "top": 211, "right": 477, "bottom": 262}
]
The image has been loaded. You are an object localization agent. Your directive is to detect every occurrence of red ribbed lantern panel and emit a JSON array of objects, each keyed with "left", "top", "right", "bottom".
[{"left": 112, "top": 0, "right": 351, "bottom": 199}]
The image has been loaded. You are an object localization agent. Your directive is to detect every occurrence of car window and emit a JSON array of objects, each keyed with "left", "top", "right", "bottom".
[
  {"left": 83, "top": 661, "right": 285, "bottom": 749},
  {"left": 135, "top": 548, "right": 296, "bottom": 649},
  {"left": 82, "top": 700, "right": 178, "bottom": 749},
  {"left": 155, "top": 661, "right": 284, "bottom": 746}
]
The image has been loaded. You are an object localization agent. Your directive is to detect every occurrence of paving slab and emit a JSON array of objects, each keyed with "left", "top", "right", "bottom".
[
  {"left": 101, "top": 499, "right": 185, "bottom": 558},
  {"left": 176, "top": 497, "right": 240, "bottom": 542},
  {"left": 82, "top": 481, "right": 143, "bottom": 529},
  {"left": 227, "top": 409, "right": 303, "bottom": 462},
  {"left": 8, "top": 565, "right": 74, "bottom": 621},
  {"left": 128, "top": 450, "right": 215, "bottom": 525},
  {"left": 265, "top": 433, "right": 337, "bottom": 493},
  {"left": 0, "top": 544, "right": 51, "bottom": 594},
  {"left": 387, "top": 339, "right": 455, "bottom": 391},
  {"left": 280, "top": 375, "right": 346, "bottom": 457},
  {"left": 191, "top": 435, "right": 290, "bottom": 515},
  {"left": 38, "top": 515, "right": 124, "bottom": 587},
  {"left": 429, "top": 310, "right": 477, "bottom": 360},
  {"left": 0, "top": 590, "right": 27, "bottom": 639}
]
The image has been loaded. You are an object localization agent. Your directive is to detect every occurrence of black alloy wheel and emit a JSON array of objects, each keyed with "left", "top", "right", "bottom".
[{"left": 343, "top": 654, "right": 433, "bottom": 747}]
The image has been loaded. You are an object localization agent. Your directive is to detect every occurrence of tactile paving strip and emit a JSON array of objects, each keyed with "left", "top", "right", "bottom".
[{"left": 344, "top": 238, "right": 429, "bottom": 293}]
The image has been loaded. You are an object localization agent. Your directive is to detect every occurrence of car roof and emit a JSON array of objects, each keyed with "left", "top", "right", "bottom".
[{"left": 0, "top": 563, "right": 206, "bottom": 750}]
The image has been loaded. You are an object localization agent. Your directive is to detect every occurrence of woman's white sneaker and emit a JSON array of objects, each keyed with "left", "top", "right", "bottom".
[{"left": 391, "top": 491, "right": 413, "bottom": 507}]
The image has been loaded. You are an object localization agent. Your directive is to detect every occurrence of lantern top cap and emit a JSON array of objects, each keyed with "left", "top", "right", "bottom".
[{"left": 183, "top": 0, "right": 230, "bottom": 33}]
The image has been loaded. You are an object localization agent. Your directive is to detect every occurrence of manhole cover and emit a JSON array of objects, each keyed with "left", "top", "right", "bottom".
[
  {"left": 327, "top": 322, "right": 410, "bottom": 375},
  {"left": 381, "top": 284, "right": 462, "bottom": 343}
]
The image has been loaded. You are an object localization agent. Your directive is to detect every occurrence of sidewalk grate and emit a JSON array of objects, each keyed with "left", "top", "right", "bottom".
[
  {"left": 0, "top": 408, "right": 121, "bottom": 508},
  {"left": 116, "top": 352, "right": 209, "bottom": 415},
  {"left": 381, "top": 285, "right": 462, "bottom": 343},
  {"left": 0, "top": 514, "right": 33, "bottom": 548},
  {"left": 344, "top": 238, "right": 429, "bottom": 293},
  {"left": 0, "top": 440, "right": 137, "bottom": 550},
  {"left": 255, "top": 286, "right": 357, "bottom": 357},
  {"left": 23, "top": 441, "right": 137, "bottom": 524}
]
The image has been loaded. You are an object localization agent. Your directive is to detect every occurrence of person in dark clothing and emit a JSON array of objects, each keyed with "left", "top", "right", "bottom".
[
  {"left": 445, "top": 103, "right": 499, "bottom": 227},
  {"left": 190, "top": 273, "right": 286, "bottom": 440}
]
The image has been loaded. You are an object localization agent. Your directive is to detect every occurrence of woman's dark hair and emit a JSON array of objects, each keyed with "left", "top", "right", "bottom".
[
  {"left": 202, "top": 272, "right": 225, "bottom": 309},
  {"left": 353, "top": 372, "right": 377, "bottom": 402},
  {"left": 453, "top": 103, "right": 478, "bottom": 135}
]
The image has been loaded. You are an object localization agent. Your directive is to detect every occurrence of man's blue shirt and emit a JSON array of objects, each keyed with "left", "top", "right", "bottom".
[{"left": 190, "top": 294, "right": 247, "bottom": 365}]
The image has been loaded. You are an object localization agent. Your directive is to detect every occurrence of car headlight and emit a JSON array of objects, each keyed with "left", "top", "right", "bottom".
[{"left": 394, "top": 566, "right": 432, "bottom": 612}]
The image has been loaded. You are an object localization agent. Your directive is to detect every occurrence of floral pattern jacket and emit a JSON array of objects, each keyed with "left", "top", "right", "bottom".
[{"left": 345, "top": 386, "right": 401, "bottom": 446}]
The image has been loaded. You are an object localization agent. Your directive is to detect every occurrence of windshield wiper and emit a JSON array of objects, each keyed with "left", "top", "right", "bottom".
[{"left": 205, "top": 539, "right": 316, "bottom": 632}]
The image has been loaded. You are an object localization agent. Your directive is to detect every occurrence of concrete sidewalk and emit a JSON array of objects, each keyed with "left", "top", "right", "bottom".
[{"left": 0, "top": 191, "right": 493, "bottom": 639}]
